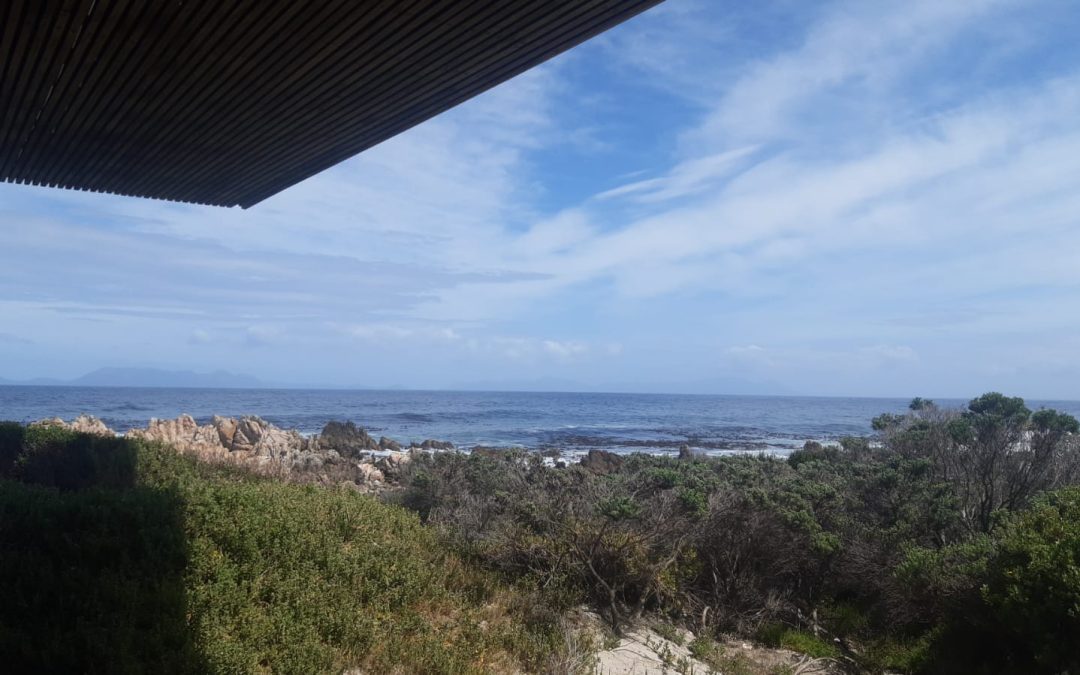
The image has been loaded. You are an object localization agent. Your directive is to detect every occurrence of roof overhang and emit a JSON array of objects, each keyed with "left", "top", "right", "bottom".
[{"left": 0, "top": 0, "right": 661, "bottom": 208}]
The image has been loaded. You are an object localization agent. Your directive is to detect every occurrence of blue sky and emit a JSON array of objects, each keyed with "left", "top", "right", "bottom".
[{"left": 3, "top": 0, "right": 1080, "bottom": 398}]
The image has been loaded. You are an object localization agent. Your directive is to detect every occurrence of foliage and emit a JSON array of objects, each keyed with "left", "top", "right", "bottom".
[
  {"left": 0, "top": 427, "right": 560, "bottom": 673},
  {"left": 4, "top": 389, "right": 1079, "bottom": 673},
  {"left": 875, "top": 393, "right": 1080, "bottom": 533},
  {"left": 396, "top": 392, "right": 1080, "bottom": 672},
  {"left": 981, "top": 487, "right": 1080, "bottom": 673},
  {"left": 756, "top": 623, "right": 840, "bottom": 659}
]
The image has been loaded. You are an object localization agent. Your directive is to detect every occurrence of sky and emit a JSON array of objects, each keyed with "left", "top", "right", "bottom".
[{"left": 3, "top": 0, "right": 1080, "bottom": 398}]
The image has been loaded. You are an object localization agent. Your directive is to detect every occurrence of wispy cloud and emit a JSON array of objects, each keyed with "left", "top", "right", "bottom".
[{"left": 2, "top": 0, "right": 1079, "bottom": 396}]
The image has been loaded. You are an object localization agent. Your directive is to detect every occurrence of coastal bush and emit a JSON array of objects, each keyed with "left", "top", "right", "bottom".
[
  {"left": 980, "top": 486, "right": 1080, "bottom": 672},
  {"left": 14, "top": 424, "right": 137, "bottom": 490},
  {"left": 5, "top": 389, "right": 1078, "bottom": 672},
  {"left": 0, "top": 428, "right": 561, "bottom": 673},
  {"left": 395, "top": 392, "right": 1080, "bottom": 673},
  {"left": 0, "top": 420, "right": 24, "bottom": 475},
  {"left": 756, "top": 623, "right": 840, "bottom": 659},
  {"left": 874, "top": 394, "right": 1080, "bottom": 534}
]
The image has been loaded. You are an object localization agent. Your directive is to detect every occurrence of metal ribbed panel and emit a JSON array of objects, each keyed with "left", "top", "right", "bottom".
[{"left": 0, "top": 0, "right": 662, "bottom": 208}]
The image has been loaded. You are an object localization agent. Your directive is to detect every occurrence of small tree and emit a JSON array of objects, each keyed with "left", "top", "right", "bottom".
[{"left": 982, "top": 487, "right": 1080, "bottom": 672}]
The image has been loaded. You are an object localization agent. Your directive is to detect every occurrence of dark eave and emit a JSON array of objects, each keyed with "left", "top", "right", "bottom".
[{"left": 0, "top": 0, "right": 661, "bottom": 208}]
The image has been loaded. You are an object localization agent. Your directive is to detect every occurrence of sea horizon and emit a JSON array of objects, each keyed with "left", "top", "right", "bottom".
[{"left": 5, "top": 384, "right": 1079, "bottom": 457}]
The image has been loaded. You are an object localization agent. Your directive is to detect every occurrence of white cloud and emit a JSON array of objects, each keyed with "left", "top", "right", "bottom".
[
  {"left": 688, "top": 0, "right": 1013, "bottom": 148},
  {"left": 595, "top": 146, "right": 759, "bottom": 203},
  {"left": 542, "top": 340, "right": 589, "bottom": 359},
  {"left": 336, "top": 322, "right": 597, "bottom": 364},
  {"left": 4, "top": 0, "right": 1080, "bottom": 396}
]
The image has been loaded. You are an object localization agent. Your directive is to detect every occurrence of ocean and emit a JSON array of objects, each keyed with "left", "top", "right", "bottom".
[{"left": 2, "top": 386, "right": 1078, "bottom": 456}]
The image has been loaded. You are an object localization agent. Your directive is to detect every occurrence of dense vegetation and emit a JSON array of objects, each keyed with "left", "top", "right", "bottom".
[
  {"left": 3, "top": 391, "right": 1078, "bottom": 673},
  {"left": 0, "top": 424, "right": 563, "bottom": 674},
  {"left": 395, "top": 393, "right": 1080, "bottom": 673}
]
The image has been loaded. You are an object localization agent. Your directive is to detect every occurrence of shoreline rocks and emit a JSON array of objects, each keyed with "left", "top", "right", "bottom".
[
  {"left": 22, "top": 414, "right": 779, "bottom": 491},
  {"left": 31, "top": 414, "right": 114, "bottom": 437},
  {"left": 580, "top": 448, "right": 624, "bottom": 474},
  {"left": 25, "top": 414, "right": 449, "bottom": 492},
  {"left": 313, "top": 421, "right": 379, "bottom": 456}
]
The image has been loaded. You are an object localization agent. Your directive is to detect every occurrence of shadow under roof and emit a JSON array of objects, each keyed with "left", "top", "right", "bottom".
[{"left": 0, "top": 0, "right": 661, "bottom": 208}]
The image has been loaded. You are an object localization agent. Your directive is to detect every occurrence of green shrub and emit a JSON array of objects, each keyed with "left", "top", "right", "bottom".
[
  {"left": 0, "top": 421, "right": 24, "bottom": 476},
  {"left": 861, "top": 633, "right": 934, "bottom": 672},
  {"left": 15, "top": 424, "right": 136, "bottom": 490},
  {"left": 0, "top": 481, "right": 197, "bottom": 673},
  {"left": 756, "top": 624, "right": 839, "bottom": 659},
  {"left": 688, "top": 635, "right": 720, "bottom": 660},
  {"left": 0, "top": 429, "right": 559, "bottom": 673},
  {"left": 653, "top": 621, "right": 684, "bottom": 646},
  {"left": 981, "top": 486, "right": 1080, "bottom": 673}
]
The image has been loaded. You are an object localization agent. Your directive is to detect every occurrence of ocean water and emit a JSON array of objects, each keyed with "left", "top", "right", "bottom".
[{"left": 2, "top": 386, "right": 1079, "bottom": 456}]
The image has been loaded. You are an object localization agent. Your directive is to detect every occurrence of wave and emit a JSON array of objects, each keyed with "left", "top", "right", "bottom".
[
  {"left": 391, "top": 412, "right": 436, "bottom": 423},
  {"left": 102, "top": 403, "right": 154, "bottom": 412}
]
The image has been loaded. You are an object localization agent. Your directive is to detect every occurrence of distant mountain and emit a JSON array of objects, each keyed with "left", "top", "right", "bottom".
[{"left": 0, "top": 367, "right": 266, "bottom": 389}]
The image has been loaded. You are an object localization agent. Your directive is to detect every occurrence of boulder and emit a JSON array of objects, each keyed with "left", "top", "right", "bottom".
[
  {"left": 419, "top": 439, "right": 454, "bottom": 451},
  {"left": 212, "top": 415, "right": 238, "bottom": 447},
  {"left": 129, "top": 414, "right": 221, "bottom": 449},
  {"left": 248, "top": 421, "right": 306, "bottom": 459},
  {"left": 72, "top": 414, "right": 115, "bottom": 436},
  {"left": 188, "top": 415, "right": 304, "bottom": 458},
  {"left": 122, "top": 414, "right": 377, "bottom": 479},
  {"left": 230, "top": 416, "right": 264, "bottom": 452},
  {"left": 31, "top": 415, "right": 115, "bottom": 437},
  {"left": 376, "top": 451, "right": 411, "bottom": 479},
  {"left": 356, "top": 462, "right": 385, "bottom": 484},
  {"left": 580, "top": 449, "right": 624, "bottom": 474},
  {"left": 678, "top": 444, "right": 695, "bottom": 460},
  {"left": 128, "top": 415, "right": 306, "bottom": 463},
  {"left": 378, "top": 436, "right": 401, "bottom": 452},
  {"left": 316, "top": 421, "right": 378, "bottom": 457}
]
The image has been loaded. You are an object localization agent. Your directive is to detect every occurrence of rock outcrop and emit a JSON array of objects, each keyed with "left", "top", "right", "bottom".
[
  {"left": 26, "top": 414, "right": 460, "bottom": 491},
  {"left": 375, "top": 451, "right": 412, "bottom": 480},
  {"left": 378, "top": 436, "right": 401, "bottom": 452},
  {"left": 580, "top": 449, "right": 624, "bottom": 474},
  {"left": 356, "top": 463, "right": 385, "bottom": 484},
  {"left": 314, "top": 421, "right": 379, "bottom": 457},
  {"left": 127, "top": 414, "right": 309, "bottom": 467},
  {"left": 31, "top": 414, "right": 115, "bottom": 437},
  {"left": 128, "top": 414, "right": 221, "bottom": 451}
]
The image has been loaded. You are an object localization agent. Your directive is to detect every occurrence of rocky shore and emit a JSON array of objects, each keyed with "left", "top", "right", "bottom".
[
  {"left": 30, "top": 415, "right": 728, "bottom": 492},
  {"left": 30, "top": 414, "right": 462, "bottom": 492}
]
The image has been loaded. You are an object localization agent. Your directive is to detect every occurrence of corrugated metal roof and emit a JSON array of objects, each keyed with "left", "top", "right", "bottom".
[{"left": 0, "top": 0, "right": 661, "bottom": 208}]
